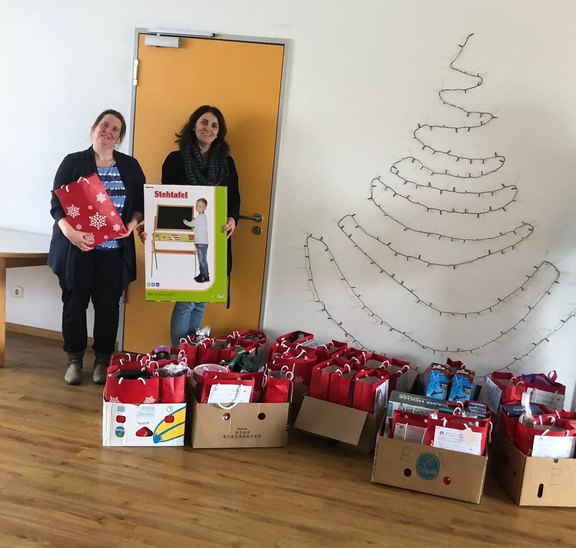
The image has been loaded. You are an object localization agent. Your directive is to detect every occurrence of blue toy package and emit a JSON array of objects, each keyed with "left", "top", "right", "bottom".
[
  {"left": 448, "top": 368, "right": 475, "bottom": 402},
  {"left": 423, "top": 363, "right": 450, "bottom": 400}
]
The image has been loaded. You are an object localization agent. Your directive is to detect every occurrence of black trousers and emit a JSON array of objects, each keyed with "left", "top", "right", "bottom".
[{"left": 59, "top": 248, "right": 123, "bottom": 356}]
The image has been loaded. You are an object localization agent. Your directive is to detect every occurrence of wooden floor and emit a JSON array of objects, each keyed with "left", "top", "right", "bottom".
[{"left": 1, "top": 332, "right": 575, "bottom": 547}]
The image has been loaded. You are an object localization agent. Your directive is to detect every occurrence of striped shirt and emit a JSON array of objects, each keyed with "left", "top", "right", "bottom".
[{"left": 96, "top": 163, "right": 125, "bottom": 250}]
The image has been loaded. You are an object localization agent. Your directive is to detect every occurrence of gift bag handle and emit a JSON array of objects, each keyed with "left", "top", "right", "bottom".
[
  {"left": 117, "top": 377, "right": 147, "bottom": 385},
  {"left": 215, "top": 383, "right": 245, "bottom": 410}
]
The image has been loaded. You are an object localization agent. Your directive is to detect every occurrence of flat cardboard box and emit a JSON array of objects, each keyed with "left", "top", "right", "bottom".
[
  {"left": 371, "top": 434, "right": 488, "bottom": 504},
  {"left": 289, "top": 383, "right": 308, "bottom": 425},
  {"left": 293, "top": 396, "right": 382, "bottom": 453},
  {"left": 103, "top": 401, "right": 186, "bottom": 446},
  {"left": 189, "top": 392, "right": 289, "bottom": 449},
  {"left": 491, "top": 429, "right": 576, "bottom": 506}
]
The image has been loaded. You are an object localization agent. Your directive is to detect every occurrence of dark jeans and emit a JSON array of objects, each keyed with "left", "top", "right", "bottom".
[
  {"left": 196, "top": 243, "right": 209, "bottom": 278},
  {"left": 59, "top": 248, "right": 123, "bottom": 356}
]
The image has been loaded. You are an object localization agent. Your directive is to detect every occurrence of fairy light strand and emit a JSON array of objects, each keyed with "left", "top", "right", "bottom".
[
  {"left": 367, "top": 182, "right": 534, "bottom": 244},
  {"left": 305, "top": 234, "right": 562, "bottom": 353},
  {"left": 373, "top": 176, "right": 516, "bottom": 216},
  {"left": 303, "top": 34, "right": 574, "bottom": 367},
  {"left": 389, "top": 158, "right": 511, "bottom": 194},
  {"left": 340, "top": 213, "right": 533, "bottom": 268},
  {"left": 333, "top": 224, "right": 557, "bottom": 317}
]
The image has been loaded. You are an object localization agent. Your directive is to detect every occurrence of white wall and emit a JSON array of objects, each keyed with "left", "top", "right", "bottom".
[{"left": 3, "top": 0, "right": 576, "bottom": 408}]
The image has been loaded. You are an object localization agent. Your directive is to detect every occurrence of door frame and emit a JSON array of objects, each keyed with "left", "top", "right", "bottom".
[{"left": 118, "top": 28, "right": 290, "bottom": 349}]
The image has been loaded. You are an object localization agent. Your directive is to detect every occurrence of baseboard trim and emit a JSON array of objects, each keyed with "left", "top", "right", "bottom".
[{"left": 7, "top": 323, "right": 63, "bottom": 341}]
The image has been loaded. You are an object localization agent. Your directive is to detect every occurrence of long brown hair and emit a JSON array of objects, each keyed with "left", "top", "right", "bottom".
[{"left": 175, "top": 105, "right": 230, "bottom": 156}]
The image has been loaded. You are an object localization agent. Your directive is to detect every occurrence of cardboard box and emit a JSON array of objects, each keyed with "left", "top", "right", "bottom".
[
  {"left": 491, "top": 430, "right": 576, "bottom": 506},
  {"left": 189, "top": 392, "right": 289, "bottom": 448},
  {"left": 371, "top": 434, "right": 488, "bottom": 504},
  {"left": 102, "top": 401, "right": 186, "bottom": 446},
  {"left": 293, "top": 396, "right": 382, "bottom": 453}
]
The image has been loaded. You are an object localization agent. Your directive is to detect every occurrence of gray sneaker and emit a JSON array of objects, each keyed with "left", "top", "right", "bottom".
[{"left": 64, "top": 363, "right": 82, "bottom": 385}]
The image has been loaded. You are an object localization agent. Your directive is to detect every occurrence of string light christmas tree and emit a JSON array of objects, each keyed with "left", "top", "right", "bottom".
[{"left": 305, "top": 34, "right": 576, "bottom": 370}]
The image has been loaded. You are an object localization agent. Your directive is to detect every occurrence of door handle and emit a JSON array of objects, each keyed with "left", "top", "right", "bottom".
[{"left": 239, "top": 213, "right": 263, "bottom": 223}]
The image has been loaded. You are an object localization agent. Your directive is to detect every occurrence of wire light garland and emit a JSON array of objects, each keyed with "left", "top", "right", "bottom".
[
  {"left": 373, "top": 172, "right": 516, "bottom": 216},
  {"left": 304, "top": 33, "right": 576, "bottom": 367},
  {"left": 367, "top": 182, "right": 534, "bottom": 245},
  {"left": 339, "top": 213, "right": 533, "bottom": 269},
  {"left": 305, "top": 234, "right": 561, "bottom": 354}
]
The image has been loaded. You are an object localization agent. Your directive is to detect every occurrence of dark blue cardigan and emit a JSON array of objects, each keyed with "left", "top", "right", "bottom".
[{"left": 49, "top": 147, "right": 145, "bottom": 290}]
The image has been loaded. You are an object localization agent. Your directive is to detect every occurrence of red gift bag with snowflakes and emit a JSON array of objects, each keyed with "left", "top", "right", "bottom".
[
  {"left": 104, "top": 373, "right": 160, "bottom": 404},
  {"left": 53, "top": 172, "right": 126, "bottom": 246}
]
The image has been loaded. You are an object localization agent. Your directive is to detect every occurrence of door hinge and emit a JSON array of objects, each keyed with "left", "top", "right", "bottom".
[{"left": 132, "top": 58, "right": 139, "bottom": 87}]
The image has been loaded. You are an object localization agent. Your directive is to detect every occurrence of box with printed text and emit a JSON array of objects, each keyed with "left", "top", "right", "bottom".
[{"left": 189, "top": 390, "right": 289, "bottom": 449}]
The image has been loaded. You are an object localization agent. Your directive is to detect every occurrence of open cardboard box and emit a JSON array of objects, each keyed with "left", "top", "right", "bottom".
[
  {"left": 293, "top": 396, "right": 383, "bottom": 453},
  {"left": 491, "top": 429, "right": 576, "bottom": 506},
  {"left": 102, "top": 400, "right": 187, "bottom": 447},
  {"left": 371, "top": 433, "right": 488, "bottom": 504},
  {"left": 189, "top": 387, "right": 289, "bottom": 449}
]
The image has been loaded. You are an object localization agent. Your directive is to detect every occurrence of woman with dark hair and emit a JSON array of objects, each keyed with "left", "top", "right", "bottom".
[
  {"left": 161, "top": 105, "right": 240, "bottom": 346},
  {"left": 49, "top": 109, "right": 145, "bottom": 385}
]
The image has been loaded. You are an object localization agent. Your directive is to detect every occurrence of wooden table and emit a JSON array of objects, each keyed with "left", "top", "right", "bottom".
[{"left": 0, "top": 228, "right": 50, "bottom": 366}]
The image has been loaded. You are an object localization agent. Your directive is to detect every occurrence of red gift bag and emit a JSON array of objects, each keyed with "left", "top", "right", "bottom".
[
  {"left": 326, "top": 365, "right": 357, "bottom": 406},
  {"left": 386, "top": 362, "right": 411, "bottom": 393},
  {"left": 196, "top": 338, "right": 238, "bottom": 365},
  {"left": 488, "top": 372, "right": 526, "bottom": 405},
  {"left": 157, "top": 372, "right": 188, "bottom": 403},
  {"left": 151, "top": 360, "right": 190, "bottom": 403},
  {"left": 515, "top": 417, "right": 576, "bottom": 457},
  {"left": 267, "top": 330, "right": 314, "bottom": 361},
  {"left": 513, "top": 371, "right": 566, "bottom": 410},
  {"left": 352, "top": 369, "right": 390, "bottom": 413},
  {"left": 53, "top": 172, "right": 126, "bottom": 246},
  {"left": 262, "top": 371, "right": 292, "bottom": 403},
  {"left": 227, "top": 330, "right": 267, "bottom": 353},
  {"left": 335, "top": 347, "right": 373, "bottom": 367},
  {"left": 308, "top": 340, "right": 348, "bottom": 362},
  {"left": 308, "top": 360, "right": 345, "bottom": 401},
  {"left": 200, "top": 371, "right": 255, "bottom": 405},
  {"left": 107, "top": 359, "right": 156, "bottom": 377},
  {"left": 178, "top": 336, "right": 214, "bottom": 367},
  {"left": 268, "top": 346, "right": 317, "bottom": 385},
  {"left": 423, "top": 412, "right": 491, "bottom": 456},
  {"left": 104, "top": 374, "right": 160, "bottom": 404},
  {"left": 390, "top": 410, "right": 429, "bottom": 443},
  {"left": 109, "top": 352, "right": 149, "bottom": 367}
]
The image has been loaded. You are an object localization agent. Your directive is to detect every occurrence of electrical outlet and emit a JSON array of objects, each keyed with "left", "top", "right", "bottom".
[{"left": 12, "top": 286, "right": 24, "bottom": 298}]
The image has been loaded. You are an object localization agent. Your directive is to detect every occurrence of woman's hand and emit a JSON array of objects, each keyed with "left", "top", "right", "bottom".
[
  {"left": 117, "top": 219, "right": 137, "bottom": 239},
  {"left": 58, "top": 218, "right": 94, "bottom": 252},
  {"left": 137, "top": 225, "right": 147, "bottom": 243},
  {"left": 223, "top": 217, "right": 236, "bottom": 238},
  {"left": 117, "top": 213, "right": 144, "bottom": 240}
]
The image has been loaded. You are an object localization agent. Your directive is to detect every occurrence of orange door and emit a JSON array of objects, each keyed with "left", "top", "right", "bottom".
[{"left": 123, "top": 34, "right": 284, "bottom": 352}]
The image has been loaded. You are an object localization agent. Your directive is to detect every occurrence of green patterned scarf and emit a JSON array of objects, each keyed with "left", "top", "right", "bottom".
[{"left": 181, "top": 146, "right": 228, "bottom": 186}]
